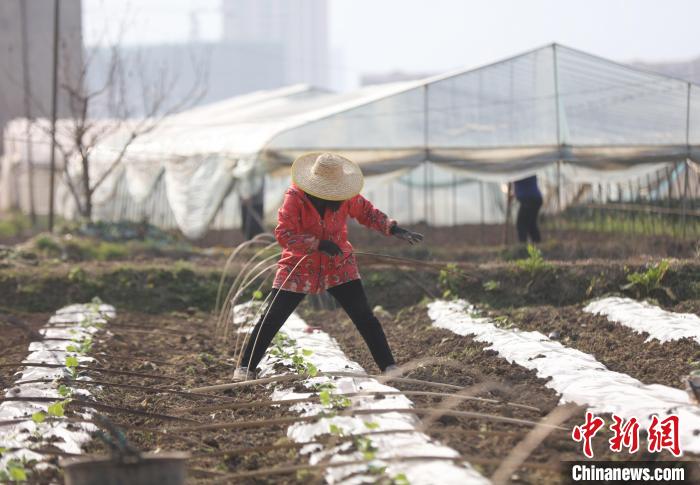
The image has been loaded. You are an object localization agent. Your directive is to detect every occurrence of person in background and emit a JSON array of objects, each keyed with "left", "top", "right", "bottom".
[
  {"left": 514, "top": 175, "right": 543, "bottom": 243},
  {"left": 234, "top": 152, "right": 423, "bottom": 381}
]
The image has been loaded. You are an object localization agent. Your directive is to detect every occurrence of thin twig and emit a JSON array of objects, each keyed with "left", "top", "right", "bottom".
[{"left": 491, "top": 403, "right": 583, "bottom": 485}]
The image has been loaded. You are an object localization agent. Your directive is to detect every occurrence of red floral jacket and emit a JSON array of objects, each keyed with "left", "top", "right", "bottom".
[{"left": 273, "top": 184, "right": 395, "bottom": 294}]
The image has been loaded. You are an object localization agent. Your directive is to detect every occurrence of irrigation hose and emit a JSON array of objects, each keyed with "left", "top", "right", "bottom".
[{"left": 214, "top": 234, "right": 275, "bottom": 313}]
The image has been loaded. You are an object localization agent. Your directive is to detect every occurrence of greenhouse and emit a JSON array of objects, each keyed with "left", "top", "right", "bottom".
[{"left": 2, "top": 44, "right": 699, "bottom": 239}]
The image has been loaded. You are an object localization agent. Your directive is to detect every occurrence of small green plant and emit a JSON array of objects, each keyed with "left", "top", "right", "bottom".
[
  {"left": 47, "top": 399, "right": 70, "bottom": 418},
  {"left": 31, "top": 411, "right": 46, "bottom": 424},
  {"left": 514, "top": 244, "right": 551, "bottom": 276},
  {"left": 312, "top": 382, "right": 337, "bottom": 393},
  {"left": 67, "top": 336, "right": 93, "bottom": 354},
  {"left": 482, "top": 280, "right": 500, "bottom": 292},
  {"left": 269, "top": 333, "right": 318, "bottom": 376},
  {"left": 65, "top": 355, "right": 79, "bottom": 379},
  {"left": 621, "top": 259, "right": 673, "bottom": 299},
  {"left": 269, "top": 332, "right": 298, "bottom": 359},
  {"left": 67, "top": 266, "right": 87, "bottom": 283},
  {"left": 439, "top": 263, "right": 465, "bottom": 299},
  {"left": 57, "top": 384, "right": 72, "bottom": 398},
  {"left": 392, "top": 473, "right": 411, "bottom": 485},
  {"left": 363, "top": 421, "right": 380, "bottom": 430},
  {"left": 354, "top": 436, "right": 378, "bottom": 461},
  {"left": 318, "top": 389, "right": 351, "bottom": 409},
  {"left": 329, "top": 424, "right": 345, "bottom": 436},
  {"left": 291, "top": 354, "right": 318, "bottom": 377},
  {"left": 33, "top": 234, "right": 62, "bottom": 256},
  {"left": 0, "top": 456, "right": 28, "bottom": 482},
  {"left": 368, "top": 464, "right": 387, "bottom": 475},
  {"left": 296, "top": 469, "right": 314, "bottom": 481}
]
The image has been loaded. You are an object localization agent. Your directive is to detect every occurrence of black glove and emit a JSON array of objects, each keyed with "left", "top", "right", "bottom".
[
  {"left": 390, "top": 225, "right": 424, "bottom": 245},
  {"left": 318, "top": 240, "right": 342, "bottom": 256}
]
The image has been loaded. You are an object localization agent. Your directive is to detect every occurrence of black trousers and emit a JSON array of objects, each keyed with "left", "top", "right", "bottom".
[
  {"left": 516, "top": 196, "right": 543, "bottom": 243},
  {"left": 240, "top": 279, "right": 396, "bottom": 371}
]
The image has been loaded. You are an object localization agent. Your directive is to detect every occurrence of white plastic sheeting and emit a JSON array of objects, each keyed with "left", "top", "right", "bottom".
[
  {"left": 3, "top": 44, "right": 698, "bottom": 236},
  {"left": 584, "top": 297, "right": 700, "bottom": 345},
  {"left": 0, "top": 303, "right": 115, "bottom": 473},
  {"left": 256, "top": 311, "right": 489, "bottom": 484},
  {"left": 428, "top": 300, "right": 700, "bottom": 454}
]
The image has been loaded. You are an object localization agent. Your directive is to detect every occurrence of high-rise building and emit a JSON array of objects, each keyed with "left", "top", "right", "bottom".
[
  {"left": 222, "top": 0, "right": 329, "bottom": 88},
  {"left": 0, "top": 0, "right": 83, "bottom": 155}
]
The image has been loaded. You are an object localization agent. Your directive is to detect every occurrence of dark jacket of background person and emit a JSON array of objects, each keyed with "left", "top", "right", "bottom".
[
  {"left": 514, "top": 175, "right": 542, "bottom": 200},
  {"left": 514, "top": 175, "right": 543, "bottom": 243}
]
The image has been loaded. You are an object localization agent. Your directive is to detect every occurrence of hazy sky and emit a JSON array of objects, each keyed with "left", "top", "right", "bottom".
[{"left": 83, "top": 0, "right": 700, "bottom": 87}]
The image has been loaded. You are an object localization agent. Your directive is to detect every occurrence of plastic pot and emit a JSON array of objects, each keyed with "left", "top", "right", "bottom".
[{"left": 60, "top": 452, "right": 189, "bottom": 485}]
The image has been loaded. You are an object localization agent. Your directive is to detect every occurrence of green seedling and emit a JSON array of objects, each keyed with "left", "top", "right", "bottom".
[
  {"left": 363, "top": 421, "right": 380, "bottom": 430},
  {"left": 0, "top": 459, "right": 28, "bottom": 482},
  {"left": 291, "top": 354, "right": 318, "bottom": 377},
  {"left": 354, "top": 436, "right": 378, "bottom": 461},
  {"left": 0, "top": 449, "right": 30, "bottom": 482},
  {"left": 65, "top": 355, "right": 79, "bottom": 379},
  {"left": 31, "top": 411, "right": 46, "bottom": 424},
  {"left": 312, "top": 382, "right": 336, "bottom": 393},
  {"left": 57, "top": 384, "right": 72, "bottom": 398},
  {"left": 392, "top": 473, "right": 411, "bottom": 485},
  {"left": 439, "top": 263, "right": 465, "bottom": 300},
  {"left": 198, "top": 353, "right": 217, "bottom": 365},
  {"left": 482, "top": 280, "right": 500, "bottom": 292},
  {"left": 621, "top": 259, "right": 673, "bottom": 299},
  {"left": 318, "top": 390, "right": 351, "bottom": 410},
  {"left": 329, "top": 424, "right": 345, "bottom": 436},
  {"left": 515, "top": 244, "right": 551, "bottom": 277},
  {"left": 67, "top": 336, "right": 93, "bottom": 355},
  {"left": 296, "top": 469, "right": 314, "bottom": 481},
  {"left": 47, "top": 399, "right": 70, "bottom": 418}
]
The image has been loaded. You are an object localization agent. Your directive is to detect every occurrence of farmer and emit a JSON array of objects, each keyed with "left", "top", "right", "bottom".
[
  {"left": 514, "top": 175, "right": 543, "bottom": 243},
  {"left": 235, "top": 152, "right": 423, "bottom": 381}
]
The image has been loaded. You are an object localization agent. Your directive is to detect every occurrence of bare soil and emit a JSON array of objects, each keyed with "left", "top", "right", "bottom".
[
  {"left": 484, "top": 304, "right": 700, "bottom": 391},
  {"left": 299, "top": 303, "right": 695, "bottom": 483}
]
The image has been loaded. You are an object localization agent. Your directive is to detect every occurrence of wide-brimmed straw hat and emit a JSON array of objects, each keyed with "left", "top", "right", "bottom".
[{"left": 291, "top": 152, "right": 364, "bottom": 201}]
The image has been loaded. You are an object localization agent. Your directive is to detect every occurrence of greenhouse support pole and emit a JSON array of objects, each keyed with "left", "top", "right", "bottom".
[
  {"left": 557, "top": 160, "right": 562, "bottom": 214},
  {"left": 682, "top": 159, "right": 690, "bottom": 238},
  {"left": 48, "top": 0, "right": 60, "bottom": 233},
  {"left": 682, "top": 83, "right": 691, "bottom": 238},
  {"left": 19, "top": 0, "right": 36, "bottom": 226},
  {"left": 503, "top": 182, "right": 513, "bottom": 245},
  {"left": 552, "top": 44, "right": 563, "bottom": 224},
  {"left": 423, "top": 84, "right": 429, "bottom": 225},
  {"left": 451, "top": 172, "right": 457, "bottom": 226},
  {"left": 479, "top": 181, "right": 485, "bottom": 243}
]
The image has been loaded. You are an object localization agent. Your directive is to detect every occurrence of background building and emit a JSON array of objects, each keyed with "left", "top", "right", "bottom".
[
  {"left": 222, "top": 0, "right": 329, "bottom": 89},
  {"left": 0, "top": 0, "right": 83, "bottom": 155}
]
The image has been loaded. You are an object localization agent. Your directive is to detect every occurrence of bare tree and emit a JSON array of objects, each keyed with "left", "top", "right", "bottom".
[{"left": 35, "top": 28, "right": 208, "bottom": 220}]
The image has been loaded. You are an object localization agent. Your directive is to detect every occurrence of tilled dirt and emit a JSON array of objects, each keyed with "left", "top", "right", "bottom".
[
  {"left": 79, "top": 310, "right": 313, "bottom": 484},
  {"left": 0, "top": 311, "right": 51, "bottom": 391},
  {"left": 483, "top": 303, "right": 700, "bottom": 390},
  {"left": 299, "top": 303, "right": 696, "bottom": 483},
  {"left": 10, "top": 299, "right": 700, "bottom": 484}
]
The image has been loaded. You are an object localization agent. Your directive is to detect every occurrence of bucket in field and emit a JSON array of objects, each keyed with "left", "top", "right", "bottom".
[{"left": 60, "top": 452, "right": 189, "bottom": 485}]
